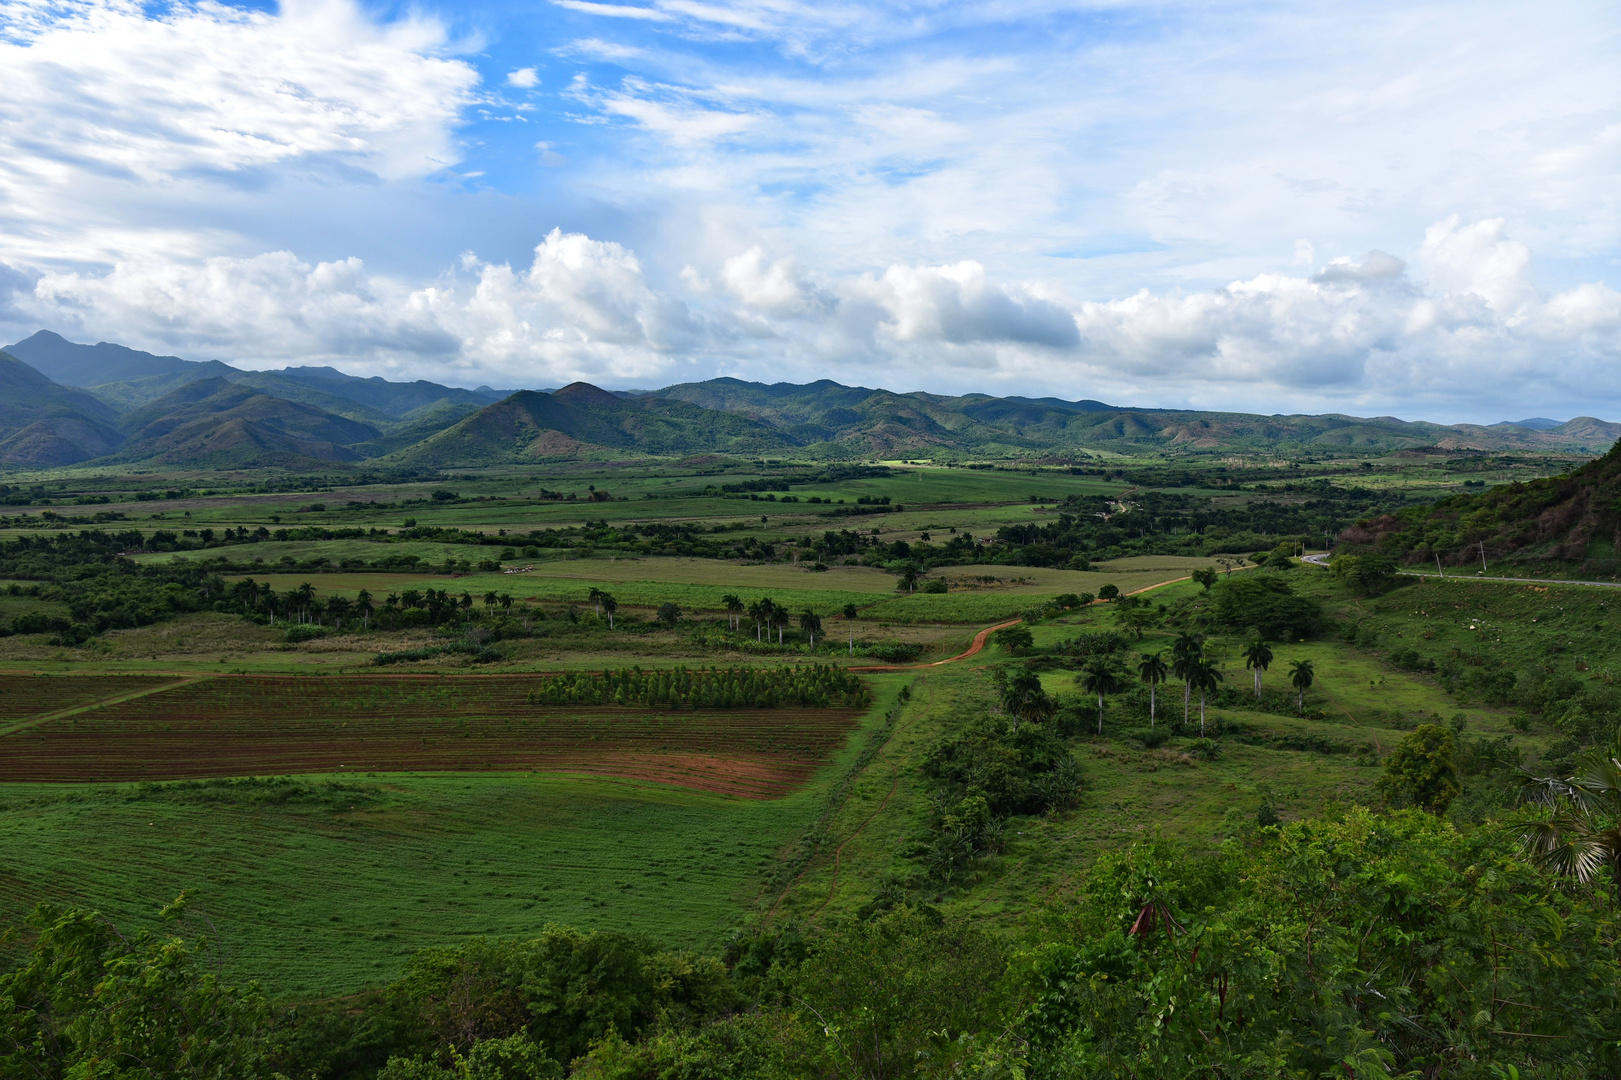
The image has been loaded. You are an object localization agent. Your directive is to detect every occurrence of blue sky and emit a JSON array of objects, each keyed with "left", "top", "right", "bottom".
[{"left": 0, "top": 0, "right": 1617, "bottom": 422}]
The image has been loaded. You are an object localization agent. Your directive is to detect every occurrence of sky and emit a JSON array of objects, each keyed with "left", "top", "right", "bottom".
[{"left": 0, "top": 0, "right": 1617, "bottom": 422}]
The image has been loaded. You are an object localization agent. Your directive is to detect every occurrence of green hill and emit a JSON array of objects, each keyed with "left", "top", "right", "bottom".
[
  {"left": 390, "top": 382, "right": 796, "bottom": 465},
  {"left": 111, "top": 379, "right": 381, "bottom": 468},
  {"left": 652, "top": 377, "right": 1621, "bottom": 457}
]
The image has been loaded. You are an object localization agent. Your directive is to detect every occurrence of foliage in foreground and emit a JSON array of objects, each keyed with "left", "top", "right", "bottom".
[
  {"left": 6, "top": 809, "right": 1619, "bottom": 1080},
  {"left": 525, "top": 664, "right": 872, "bottom": 709}
]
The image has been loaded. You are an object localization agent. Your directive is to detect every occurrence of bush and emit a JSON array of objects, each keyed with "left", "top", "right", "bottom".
[
  {"left": 283, "top": 624, "right": 329, "bottom": 643},
  {"left": 921, "top": 578, "right": 948, "bottom": 593},
  {"left": 1376, "top": 724, "right": 1460, "bottom": 813}
]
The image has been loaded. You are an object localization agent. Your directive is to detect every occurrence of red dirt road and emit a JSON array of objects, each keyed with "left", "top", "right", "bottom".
[{"left": 850, "top": 619, "right": 1022, "bottom": 672}]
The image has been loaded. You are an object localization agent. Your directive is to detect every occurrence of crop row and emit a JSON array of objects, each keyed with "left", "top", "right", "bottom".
[
  {"left": 0, "top": 709, "right": 863, "bottom": 797},
  {"left": 0, "top": 674, "right": 179, "bottom": 724}
]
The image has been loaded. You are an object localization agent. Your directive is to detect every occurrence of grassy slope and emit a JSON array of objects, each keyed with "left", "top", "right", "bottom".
[{"left": 0, "top": 678, "right": 910, "bottom": 998}]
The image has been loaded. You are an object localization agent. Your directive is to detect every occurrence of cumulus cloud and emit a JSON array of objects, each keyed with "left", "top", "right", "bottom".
[
  {"left": 507, "top": 67, "right": 540, "bottom": 88},
  {"left": 5, "top": 219, "right": 1620, "bottom": 416},
  {"left": 13, "top": 229, "right": 694, "bottom": 386}
]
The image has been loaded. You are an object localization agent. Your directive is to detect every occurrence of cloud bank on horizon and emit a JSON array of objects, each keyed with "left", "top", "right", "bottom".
[{"left": 0, "top": 0, "right": 1616, "bottom": 422}]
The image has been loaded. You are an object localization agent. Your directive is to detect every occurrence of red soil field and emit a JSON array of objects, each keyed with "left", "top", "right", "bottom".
[
  {"left": 0, "top": 675, "right": 864, "bottom": 798},
  {"left": 0, "top": 674, "right": 182, "bottom": 727}
]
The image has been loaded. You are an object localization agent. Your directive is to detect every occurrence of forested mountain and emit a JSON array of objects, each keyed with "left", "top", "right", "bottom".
[
  {"left": 1, "top": 331, "right": 1618, "bottom": 470},
  {"left": 652, "top": 377, "right": 1621, "bottom": 457},
  {"left": 389, "top": 382, "right": 796, "bottom": 465}
]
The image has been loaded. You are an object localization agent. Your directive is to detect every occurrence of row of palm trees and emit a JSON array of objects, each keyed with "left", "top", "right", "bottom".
[
  {"left": 1076, "top": 631, "right": 1316, "bottom": 737},
  {"left": 718, "top": 594, "right": 864, "bottom": 652}
]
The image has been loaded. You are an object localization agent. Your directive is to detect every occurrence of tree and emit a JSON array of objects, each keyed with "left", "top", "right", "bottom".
[
  {"left": 799, "top": 610, "right": 822, "bottom": 648},
  {"left": 1334, "top": 552, "right": 1400, "bottom": 594},
  {"left": 600, "top": 593, "right": 617, "bottom": 630},
  {"left": 1137, "top": 651, "right": 1169, "bottom": 728},
  {"left": 499, "top": 593, "right": 513, "bottom": 612},
  {"left": 656, "top": 602, "right": 681, "bottom": 627},
  {"left": 1118, "top": 604, "right": 1155, "bottom": 639},
  {"left": 1517, "top": 728, "right": 1621, "bottom": 896},
  {"left": 1097, "top": 583, "right": 1120, "bottom": 602},
  {"left": 1188, "top": 659, "right": 1223, "bottom": 736},
  {"left": 1079, "top": 660, "right": 1122, "bottom": 735},
  {"left": 999, "top": 669, "right": 1057, "bottom": 726},
  {"left": 484, "top": 591, "right": 498, "bottom": 615},
  {"left": 747, "top": 599, "right": 770, "bottom": 641},
  {"left": 357, "top": 589, "right": 374, "bottom": 630},
  {"left": 899, "top": 568, "right": 919, "bottom": 593},
  {"left": 994, "top": 625, "right": 1034, "bottom": 653},
  {"left": 0, "top": 894, "right": 277, "bottom": 1079},
  {"left": 1170, "top": 632, "right": 1203, "bottom": 724},
  {"left": 1191, "top": 567, "right": 1218, "bottom": 590},
  {"left": 842, "top": 603, "right": 858, "bottom": 655},
  {"left": 1288, "top": 658, "right": 1315, "bottom": 715},
  {"left": 722, "top": 594, "right": 744, "bottom": 631},
  {"left": 327, "top": 594, "right": 352, "bottom": 630},
  {"left": 1377, "top": 724, "right": 1460, "bottom": 814},
  {"left": 770, "top": 603, "right": 790, "bottom": 645},
  {"left": 1243, "top": 639, "right": 1274, "bottom": 699},
  {"left": 588, "top": 587, "right": 606, "bottom": 617}
]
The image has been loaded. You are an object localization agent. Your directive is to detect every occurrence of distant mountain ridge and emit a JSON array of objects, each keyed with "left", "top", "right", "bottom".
[{"left": 0, "top": 330, "right": 1615, "bottom": 469}]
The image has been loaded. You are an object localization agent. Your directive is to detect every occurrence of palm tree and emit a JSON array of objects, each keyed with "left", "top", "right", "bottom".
[
  {"left": 1517, "top": 730, "right": 1621, "bottom": 897},
  {"left": 771, "top": 604, "right": 790, "bottom": 645},
  {"left": 1080, "top": 660, "right": 1122, "bottom": 735},
  {"left": 722, "top": 594, "right": 744, "bottom": 631},
  {"left": 799, "top": 610, "right": 822, "bottom": 648},
  {"left": 499, "top": 593, "right": 513, "bottom": 612},
  {"left": 1137, "top": 651, "right": 1169, "bottom": 728},
  {"left": 899, "top": 568, "right": 919, "bottom": 593},
  {"left": 842, "top": 603, "right": 858, "bottom": 655},
  {"left": 747, "top": 599, "right": 769, "bottom": 642},
  {"left": 1189, "top": 659, "right": 1224, "bottom": 736},
  {"left": 356, "top": 589, "right": 374, "bottom": 630},
  {"left": 600, "top": 593, "right": 617, "bottom": 629},
  {"left": 1244, "top": 639, "right": 1274, "bottom": 700},
  {"left": 327, "top": 595, "right": 352, "bottom": 630},
  {"left": 484, "top": 591, "right": 499, "bottom": 615},
  {"left": 1170, "top": 632, "right": 1203, "bottom": 725},
  {"left": 588, "top": 586, "right": 606, "bottom": 617},
  {"left": 1289, "top": 659, "right": 1315, "bottom": 715}
]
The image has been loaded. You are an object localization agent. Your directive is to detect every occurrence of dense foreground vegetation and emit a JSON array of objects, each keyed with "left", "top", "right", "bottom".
[{"left": 4, "top": 807, "right": 1617, "bottom": 1080}]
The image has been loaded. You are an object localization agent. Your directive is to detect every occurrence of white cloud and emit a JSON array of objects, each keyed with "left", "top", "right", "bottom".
[
  {"left": 0, "top": 0, "right": 478, "bottom": 266},
  {"left": 507, "top": 67, "right": 540, "bottom": 88},
  {"left": 14, "top": 229, "right": 694, "bottom": 387}
]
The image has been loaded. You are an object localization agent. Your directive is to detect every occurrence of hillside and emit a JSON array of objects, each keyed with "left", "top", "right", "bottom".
[
  {"left": 113, "top": 379, "right": 381, "bottom": 467},
  {"left": 2, "top": 331, "right": 502, "bottom": 430},
  {"left": 390, "top": 382, "right": 795, "bottom": 465},
  {"left": 652, "top": 377, "right": 1621, "bottom": 457},
  {"left": 1338, "top": 437, "right": 1621, "bottom": 572},
  {"left": 0, "top": 350, "right": 124, "bottom": 466}
]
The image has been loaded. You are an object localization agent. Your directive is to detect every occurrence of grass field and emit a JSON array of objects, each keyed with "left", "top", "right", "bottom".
[
  {"left": 0, "top": 451, "right": 1604, "bottom": 1015},
  {"left": 0, "top": 675, "right": 912, "bottom": 996}
]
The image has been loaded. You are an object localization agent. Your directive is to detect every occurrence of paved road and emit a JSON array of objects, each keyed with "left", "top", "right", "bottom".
[{"left": 1300, "top": 551, "right": 1621, "bottom": 589}]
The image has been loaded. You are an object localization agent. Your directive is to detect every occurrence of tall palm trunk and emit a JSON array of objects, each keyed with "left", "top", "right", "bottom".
[
  {"left": 1096, "top": 693, "right": 1104, "bottom": 735},
  {"left": 1254, "top": 668, "right": 1262, "bottom": 699},
  {"left": 1149, "top": 683, "right": 1156, "bottom": 728},
  {"left": 1200, "top": 691, "right": 1207, "bottom": 737},
  {"left": 1183, "top": 681, "right": 1191, "bottom": 723}
]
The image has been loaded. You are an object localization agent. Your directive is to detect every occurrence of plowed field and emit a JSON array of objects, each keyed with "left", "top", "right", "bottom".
[
  {"left": 0, "top": 674, "right": 184, "bottom": 728},
  {"left": 0, "top": 675, "right": 864, "bottom": 798}
]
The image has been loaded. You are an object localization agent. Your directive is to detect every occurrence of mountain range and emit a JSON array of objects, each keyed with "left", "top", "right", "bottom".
[{"left": 0, "top": 329, "right": 1617, "bottom": 470}]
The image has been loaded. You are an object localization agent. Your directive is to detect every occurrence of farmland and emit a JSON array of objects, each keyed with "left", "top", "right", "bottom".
[
  {"left": 0, "top": 674, "right": 865, "bottom": 796},
  {"left": 1, "top": 447, "right": 1616, "bottom": 1077}
]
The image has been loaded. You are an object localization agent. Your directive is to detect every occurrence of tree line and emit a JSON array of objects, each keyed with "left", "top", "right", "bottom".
[{"left": 525, "top": 664, "right": 871, "bottom": 710}]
